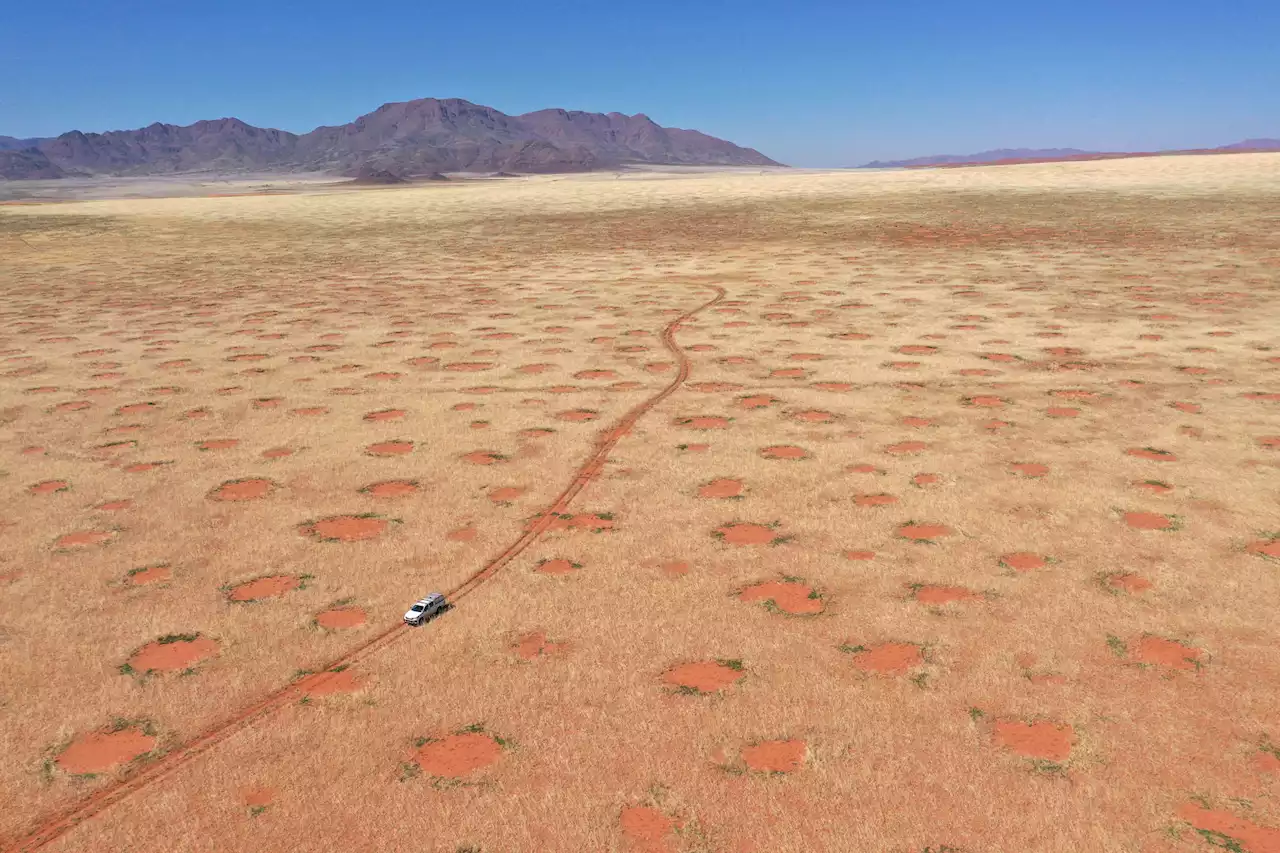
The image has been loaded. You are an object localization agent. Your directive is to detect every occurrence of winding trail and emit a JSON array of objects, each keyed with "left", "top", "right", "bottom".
[{"left": 5, "top": 284, "right": 726, "bottom": 853}]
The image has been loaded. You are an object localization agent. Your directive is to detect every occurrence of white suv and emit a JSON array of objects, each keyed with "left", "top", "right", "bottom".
[{"left": 404, "top": 593, "right": 448, "bottom": 626}]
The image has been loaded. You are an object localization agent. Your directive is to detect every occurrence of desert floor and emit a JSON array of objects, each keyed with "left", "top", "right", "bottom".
[{"left": 1, "top": 154, "right": 1279, "bottom": 853}]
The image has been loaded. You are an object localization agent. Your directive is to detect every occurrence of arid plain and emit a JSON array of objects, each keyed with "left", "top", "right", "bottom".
[{"left": 2, "top": 155, "right": 1279, "bottom": 853}]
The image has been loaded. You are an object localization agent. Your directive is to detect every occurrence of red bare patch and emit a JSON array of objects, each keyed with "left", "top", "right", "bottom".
[
  {"left": 884, "top": 441, "right": 927, "bottom": 455},
  {"left": 1010, "top": 462, "right": 1049, "bottom": 477},
  {"left": 29, "top": 480, "right": 70, "bottom": 495},
  {"left": 738, "top": 395, "right": 779, "bottom": 409},
  {"left": 993, "top": 721, "right": 1073, "bottom": 760},
  {"left": 366, "top": 440, "right": 414, "bottom": 456},
  {"left": 97, "top": 499, "right": 133, "bottom": 511},
  {"left": 912, "top": 473, "right": 941, "bottom": 486},
  {"left": 760, "top": 445, "right": 808, "bottom": 460},
  {"left": 1133, "top": 636, "right": 1203, "bottom": 670},
  {"left": 228, "top": 576, "right": 301, "bottom": 601},
  {"left": 902, "top": 416, "right": 933, "bottom": 427},
  {"left": 57, "top": 727, "right": 156, "bottom": 774},
  {"left": 1001, "top": 552, "right": 1047, "bottom": 572},
  {"left": 844, "top": 550, "right": 876, "bottom": 561},
  {"left": 715, "top": 522, "right": 778, "bottom": 545},
  {"left": 850, "top": 642, "right": 923, "bottom": 674},
  {"left": 447, "top": 526, "right": 477, "bottom": 542},
  {"left": 1245, "top": 538, "right": 1280, "bottom": 559},
  {"left": 363, "top": 480, "right": 418, "bottom": 498},
  {"left": 537, "top": 558, "right": 579, "bottom": 575},
  {"left": 620, "top": 805, "right": 676, "bottom": 852},
  {"left": 663, "top": 661, "right": 744, "bottom": 693},
  {"left": 462, "top": 450, "right": 503, "bottom": 464},
  {"left": 128, "top": 565, "right": 171, "bottom": 585},
  {"left": 699, "top": 478, "right": 744, "bottom": 499},
  {"left": 129, "top": 635, "right": 219, "bottom": 671},
  {"left": 1175, "top": 803, "right": 1280, "bottom": 853},
  {"left": 197, "top": 439, "right": 239, "bottom": 451},
  {"left": 209, "top": 478, "right": 275, "bottom": 501},
  {"left": 301, "top": 515, "right": 388, "bottom": 542},
  {"left": 54, "top": 530, "right": 114, "bottom": 549},
  {"left": 742, "top": 740, "right": 807, "bottom": 773},
  {"left": 488, "top": 486, "right": 525, "bottom": 503},
  {"left": 364, "top": 409, "right": 406, "bottom": 422},
  {"left": 897, "top": 523, "right": 953, "bottom": 541},
  {"left": 1123, "top": 511, "right": 1174, "bottom": 530},
  {"left": 965, "top": 395, "right": 1006, "bottom": 407},
  {"left": 415, "top": 732, "right": 503, "bottom": 777},
  {"left": 261, "top": 447, "right": 294, "bottom": 459},
  {"left": 661, "top": 560, "right": 690, "bottom": 577},
  {"left": 315, "top": 606, "right": 367, "bottom": 629},
  {"left": 740, "top": 581, "right": 824, "bottom": 614}
]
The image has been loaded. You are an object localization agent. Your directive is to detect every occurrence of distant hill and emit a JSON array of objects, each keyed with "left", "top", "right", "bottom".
[
  {"left": 860, "top": 139, "right": 1280, "bottom": 169},
  {"left": 0, "top": 98, "right": 780, "bottom": 180}
]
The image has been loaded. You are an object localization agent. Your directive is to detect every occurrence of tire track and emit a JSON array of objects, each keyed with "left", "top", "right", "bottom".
[{"left": 5, "top": 283, "right": 725, "bottom": 853}]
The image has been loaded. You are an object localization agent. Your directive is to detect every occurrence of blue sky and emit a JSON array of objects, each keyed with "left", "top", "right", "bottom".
[{"left": 2, "top": 0, "right": 1277, "bottom": 166}]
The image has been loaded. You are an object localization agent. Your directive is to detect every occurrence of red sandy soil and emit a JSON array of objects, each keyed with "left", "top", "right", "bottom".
[
  {"left": 261, "top": 447, "right": 294, "bottom": 459},
  {"left": 227, "top": 576, "right": 301, "bottom": 601},
  {"left": 446, "top": 526, "right": 477, "bottom": 542},
  {"left": 1123, "top": 511, "right": 1175, "bottom": 530},
  {"left": 737, "top": 395, "right": 778, "bottom": 409},
  {"left": 461, "top": 450, "right": 503, "bottom": 464},
  {"left": 662, "top": 661, "right": 744, "bottom": 693},
  {"left": 128, "top": 565, "right": 171, "bottom": 585},
  {"left": 300, "top": 515, "right": 388, "bottom": 541},
  {"left": 1010, "top": 462, "right": 1050, "bottom": 477},
  {"left": 29, "top": 480, "right": 70, "bottom": 495},
  {"left": 851, "top": 643, "right": 923, "bottom": 674},
  {"left": 739, "top": 581, "right": 824, "bottom": 614},
  {"left": 363, "top": 480, "right": 418, "bottom": 498},
  {"left": 896, "top": 523, "right": 953, "bottom": 541},
  {"left": 315, "top": 607, "right": 367, "bottom": 629},
  {"left": 698, "top": 478, "right": 744, "bottom": 498},
  {"left": 884, "top": 441, "right": 927, "bottom": 455},
  {"left": 56, "top": 728, "right": 156, "bottom": 775},
  {"left": 992, "top": 721, "right": 1074, "bottom": 760},
  {"left": 742, "top": 739, "right": 807, "bottom": 773},
  {"left": 197, "top": 439, "right": 239, "bottom": 451},
  {"left": 1001, "top": 552, "right": 1048, "bottom": 572},
  {"left": 129, "top": 636, "right": 219, "bottom": 672},
  {"left": 537, "top": 559, "right": 578, "bottom": 575},
  {"left": 912, "top": 584, "right": 979, "bottom": 604},
  {"left": 556, "top": 409, "right": 598, "bottom": 421},
  {"left": 844, "top": 550, "right": 876, "bottom": 560},
  {"left": 661, "top": 560, "right": 691, "bottom": 577},
  {"left": 1132, "top": 636, "right": 1204, "bottom": 670},
  {"left": 208, "top": 478, "right": 275, "bottom": 501},
  {"left": 1246, "top": 538, "right": 1280, "bottom": 559},
  {"left": 853, "top": 493, "right": 899, "bottom": 506},
  {"left": 414, "top": 732, "right": 503, "bottom": 778},
  {"left": 363, "top": 409, "right": 406, "bottom": 421},
  {"left": 488, "top": 486, "right": 525, "bottom": 502},
  {"left": 715, "top": 523, "right": 776, "bottom": 545},
  {"left": 760, "top": 445, "right": 808, "bottom": 459},
  {"left": 912, "top": 473, "right": 941, "bottom": 486},
  {"left": 54, "top": 530, "right": 114, "bottom": 549},
  {"left": 366, "top": 440, "right": 414, "bottom": 456},
  {"left": 1175, "top": 803, "right": 1280, "bottom": 853},
  {"left": 513, "top": 631, "right": 568, "bottom": 659},
  {"left": 619, "top": 805, "right": 677, "bottom": 852}
]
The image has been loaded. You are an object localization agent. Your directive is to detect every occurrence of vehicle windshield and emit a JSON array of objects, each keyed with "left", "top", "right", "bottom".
[{"left": 410, "top": 604, "right": 425, "bottom": 612}]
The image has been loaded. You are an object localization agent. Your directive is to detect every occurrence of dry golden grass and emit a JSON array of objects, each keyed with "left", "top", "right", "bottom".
[{"left": 1, "top": 153, "right": 1279, "bottom": 853}]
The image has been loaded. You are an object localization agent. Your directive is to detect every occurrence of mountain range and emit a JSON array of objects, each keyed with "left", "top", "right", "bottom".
[
  {"left": 0, "top": 98, "right": 780, "bottom": 180},
  {"left": 860, "top": 140, "right": 1280, "bottom": 169}
]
